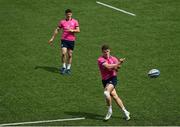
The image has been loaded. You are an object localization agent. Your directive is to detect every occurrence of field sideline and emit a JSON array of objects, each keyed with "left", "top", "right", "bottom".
[{"left": 0, "top": 0, "right": 180, "bottom": 126}]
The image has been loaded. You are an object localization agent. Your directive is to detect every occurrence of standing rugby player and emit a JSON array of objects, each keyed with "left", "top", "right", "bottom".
[{"left": 49, "top": 9, "right": 80, "bottom": 75}]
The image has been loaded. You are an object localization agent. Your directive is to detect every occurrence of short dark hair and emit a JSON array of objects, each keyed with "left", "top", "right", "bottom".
[
  {"left": 101, "top": 44, "right": 110, "bottom": 51},
  {"left": 65, "top": 9, "right": 72, "bottom": 14}
]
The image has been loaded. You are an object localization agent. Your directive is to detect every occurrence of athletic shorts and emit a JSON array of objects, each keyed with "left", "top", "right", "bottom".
[
  {"left": 102, "top": 76, "right": 118, "bottom": 88},
  {"left": 61, "top": 40, "right": 75, "bottom": 50}
]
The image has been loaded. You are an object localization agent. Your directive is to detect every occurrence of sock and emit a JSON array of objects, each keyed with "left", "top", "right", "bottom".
[
  {"left": 63, "top": 63, "right": 66, "bottom": 68},
  {"left": 108, "top": 105, "right": 112, "bottom": 113},
  {"left": 122, "top": 107, "right": 128, "bottom": 113},
  {"left": 67, "top": 64, "right": 71, "bottom": 70}
]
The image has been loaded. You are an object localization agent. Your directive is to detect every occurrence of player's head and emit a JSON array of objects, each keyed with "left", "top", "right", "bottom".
[
  {"left": 65, "top": 9, "right": 72, "bottom": 19},
  {"left": 101, "top": 44, "right": 110, "bottom": 58}
]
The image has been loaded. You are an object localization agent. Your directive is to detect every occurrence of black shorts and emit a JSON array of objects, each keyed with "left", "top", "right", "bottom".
[
  {"left": 102, "top": 76, "right": 118, "bottom": 88},
  {"left": 61, "top": 40, "right": 75, "bottom": 50}
]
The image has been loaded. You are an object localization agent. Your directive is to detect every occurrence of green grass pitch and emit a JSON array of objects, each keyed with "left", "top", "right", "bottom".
[{"left": 0, "top": 0, "right": 180, "bottom": 126}]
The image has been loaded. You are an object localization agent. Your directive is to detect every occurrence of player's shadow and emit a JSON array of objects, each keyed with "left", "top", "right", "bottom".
[
  {"left": 65, "top": 111, "right": 104, "bottom": 121},
  {"left": 65, "top": 111, "right": 132, "bottom": 122},
  {"left": 34, "top": 66, "right": 59, "bottom": 73}
]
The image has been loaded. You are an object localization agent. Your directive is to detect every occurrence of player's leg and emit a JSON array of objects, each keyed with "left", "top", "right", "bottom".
[
  {"left": 104, "top": 84, "right": 114, "bottom": 107},
  {"left": 111, "top": 89, "right": 125, "bottom": 108},
  {"left": 111, "top": 89, "right": 130, "bottom": 120},
  {"left": 66, "top": 41, "right": 74, "bottom": 74},
  {"left": 60, "top": 47, "right": 67, "bottom": 74},
  {"left": 104, "top": 84, "right": 114, "bottom": 120},
  {"left": 66, "top": 49, "right": 73, "bottom": 74}
]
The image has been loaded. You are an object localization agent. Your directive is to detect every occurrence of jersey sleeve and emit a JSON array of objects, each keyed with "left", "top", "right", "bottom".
[
  {"left": 75, "top": 20, "right": 79, "bottom": 27},
  {"left": 98, "top": 58, "right": 106, "bottom": 66},
  {"left": 58, "top": 20, "right": 63, "bottom": 28}
]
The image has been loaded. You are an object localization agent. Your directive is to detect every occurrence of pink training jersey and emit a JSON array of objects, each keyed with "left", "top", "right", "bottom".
[
  {"left": 98, "top": 56, "right": 119, "bottom": 80},
  {"left": 58, "top": 18, "right": 79, "bottom": 41}
]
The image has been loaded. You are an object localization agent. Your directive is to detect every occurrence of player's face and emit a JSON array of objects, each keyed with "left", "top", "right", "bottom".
[
  {"left": 102, "top": 49, "right": 110, "bottom": 58},
  {"left": 66, "top": 12, "right": 72, "bottom": 18}
]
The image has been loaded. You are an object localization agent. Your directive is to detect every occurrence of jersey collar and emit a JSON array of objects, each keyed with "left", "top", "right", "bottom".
[
  {"left": 66, "top": 18, "right": 72, "bottom": 21},
  {"left": 102, "top": 55, "right": 112, "bottom": 59}
]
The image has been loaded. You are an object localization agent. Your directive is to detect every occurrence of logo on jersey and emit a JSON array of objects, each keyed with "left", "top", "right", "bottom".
[{"left": 71, "top": 22, "right": 74, "bottom": 26}]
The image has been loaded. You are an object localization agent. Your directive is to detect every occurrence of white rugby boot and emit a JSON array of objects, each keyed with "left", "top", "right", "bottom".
[
  {"left": 104, "top": 108, "right": 112, "bottom": 121},
  {"left": 124, "top": 111, "right": 130, "bottom": 121}
]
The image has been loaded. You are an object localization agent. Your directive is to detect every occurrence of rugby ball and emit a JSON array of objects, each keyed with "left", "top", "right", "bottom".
[{"left": 148, "top": 69, "right": 160, "bottom": 78}]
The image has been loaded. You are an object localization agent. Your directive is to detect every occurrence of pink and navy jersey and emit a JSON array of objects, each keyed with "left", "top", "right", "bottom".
[
  {"left": 98, "top": 56, "right": 119, "bottom": 80},
  {"left": 58, "top": 18, "right": 79, "bottom": 41}
]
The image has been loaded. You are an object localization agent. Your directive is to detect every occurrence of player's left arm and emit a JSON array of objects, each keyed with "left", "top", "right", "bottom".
[
  {"left": 118, "top": 58, "right": 125, "bottom": 64},
  {"left": 114, "top": 58, "right": 126, "bottom": 70},
  {"left": 73, "top": 26, "right": 80, "bottom": 33},
  {"left": 68, "top": 20, "right": 80, "bottom": 33},
  {"left": 68, "top": 26, "right": 80, "bottom": 33}
]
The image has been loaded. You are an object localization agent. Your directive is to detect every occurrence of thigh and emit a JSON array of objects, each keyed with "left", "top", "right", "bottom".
[
  {"left": 61, "top": 47, "right": 67, "bottom": 54},
  {"left": 105, "top": 84, "right": 114, "bottom": 93},
  {"left": 67, "top": 49, "right": 73, "bottom": 56},
  {"left": 110, "top": 89, "right": 118, "bottom": 98}
]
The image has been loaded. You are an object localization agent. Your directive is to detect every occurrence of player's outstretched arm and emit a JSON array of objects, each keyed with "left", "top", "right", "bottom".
[{"left": 48, "top": 27, "right": 60, "bottom": 46}]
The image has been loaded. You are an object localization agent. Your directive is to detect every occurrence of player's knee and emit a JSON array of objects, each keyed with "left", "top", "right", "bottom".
[
  {"left": 104, "top": 91, "right": 110, "bottom": 98},
  {"left": 68, "top": 53, "right": 72, "bottom": 58},
  {"left": 62, "top": 52, "right": 66, "bottom": 57},
  {"left": 68, "top": 51, "right": 73, "bottom": 58}
]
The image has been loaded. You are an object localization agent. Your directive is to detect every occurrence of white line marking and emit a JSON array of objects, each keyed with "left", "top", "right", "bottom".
[
  {"left": 96, "top": 1, "right": 136, "bottom": 16},
  {"left": 1, "top": 117, "right": 85, "bottom": 126}
]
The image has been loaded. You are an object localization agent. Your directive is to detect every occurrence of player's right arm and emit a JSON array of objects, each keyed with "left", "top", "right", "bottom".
[
  {"left": 102, "top": 58, "right": 126, "bottom": 70},
  {"left": 102, "top": 62, "right": 120, "bottom": 70},
  {"left": 48, "top": 27, "right": 60, "bottom": 46}
]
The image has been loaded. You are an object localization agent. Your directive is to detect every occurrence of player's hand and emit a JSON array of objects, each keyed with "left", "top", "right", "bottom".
[
  {"left": 48, "top": 38, "right": 54, "bottom": 47},
  {"left": 67, "top": 29, "right": 74, "bottom": 32},
  {"left": 114, "top": 64, "right": 121, "bottom": 71},
  {"left": 114, "top": 64, "right": 121, "bottom": 72},
  {"left": 119, "top": 58, "right": 125, "bottom": 64}
]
